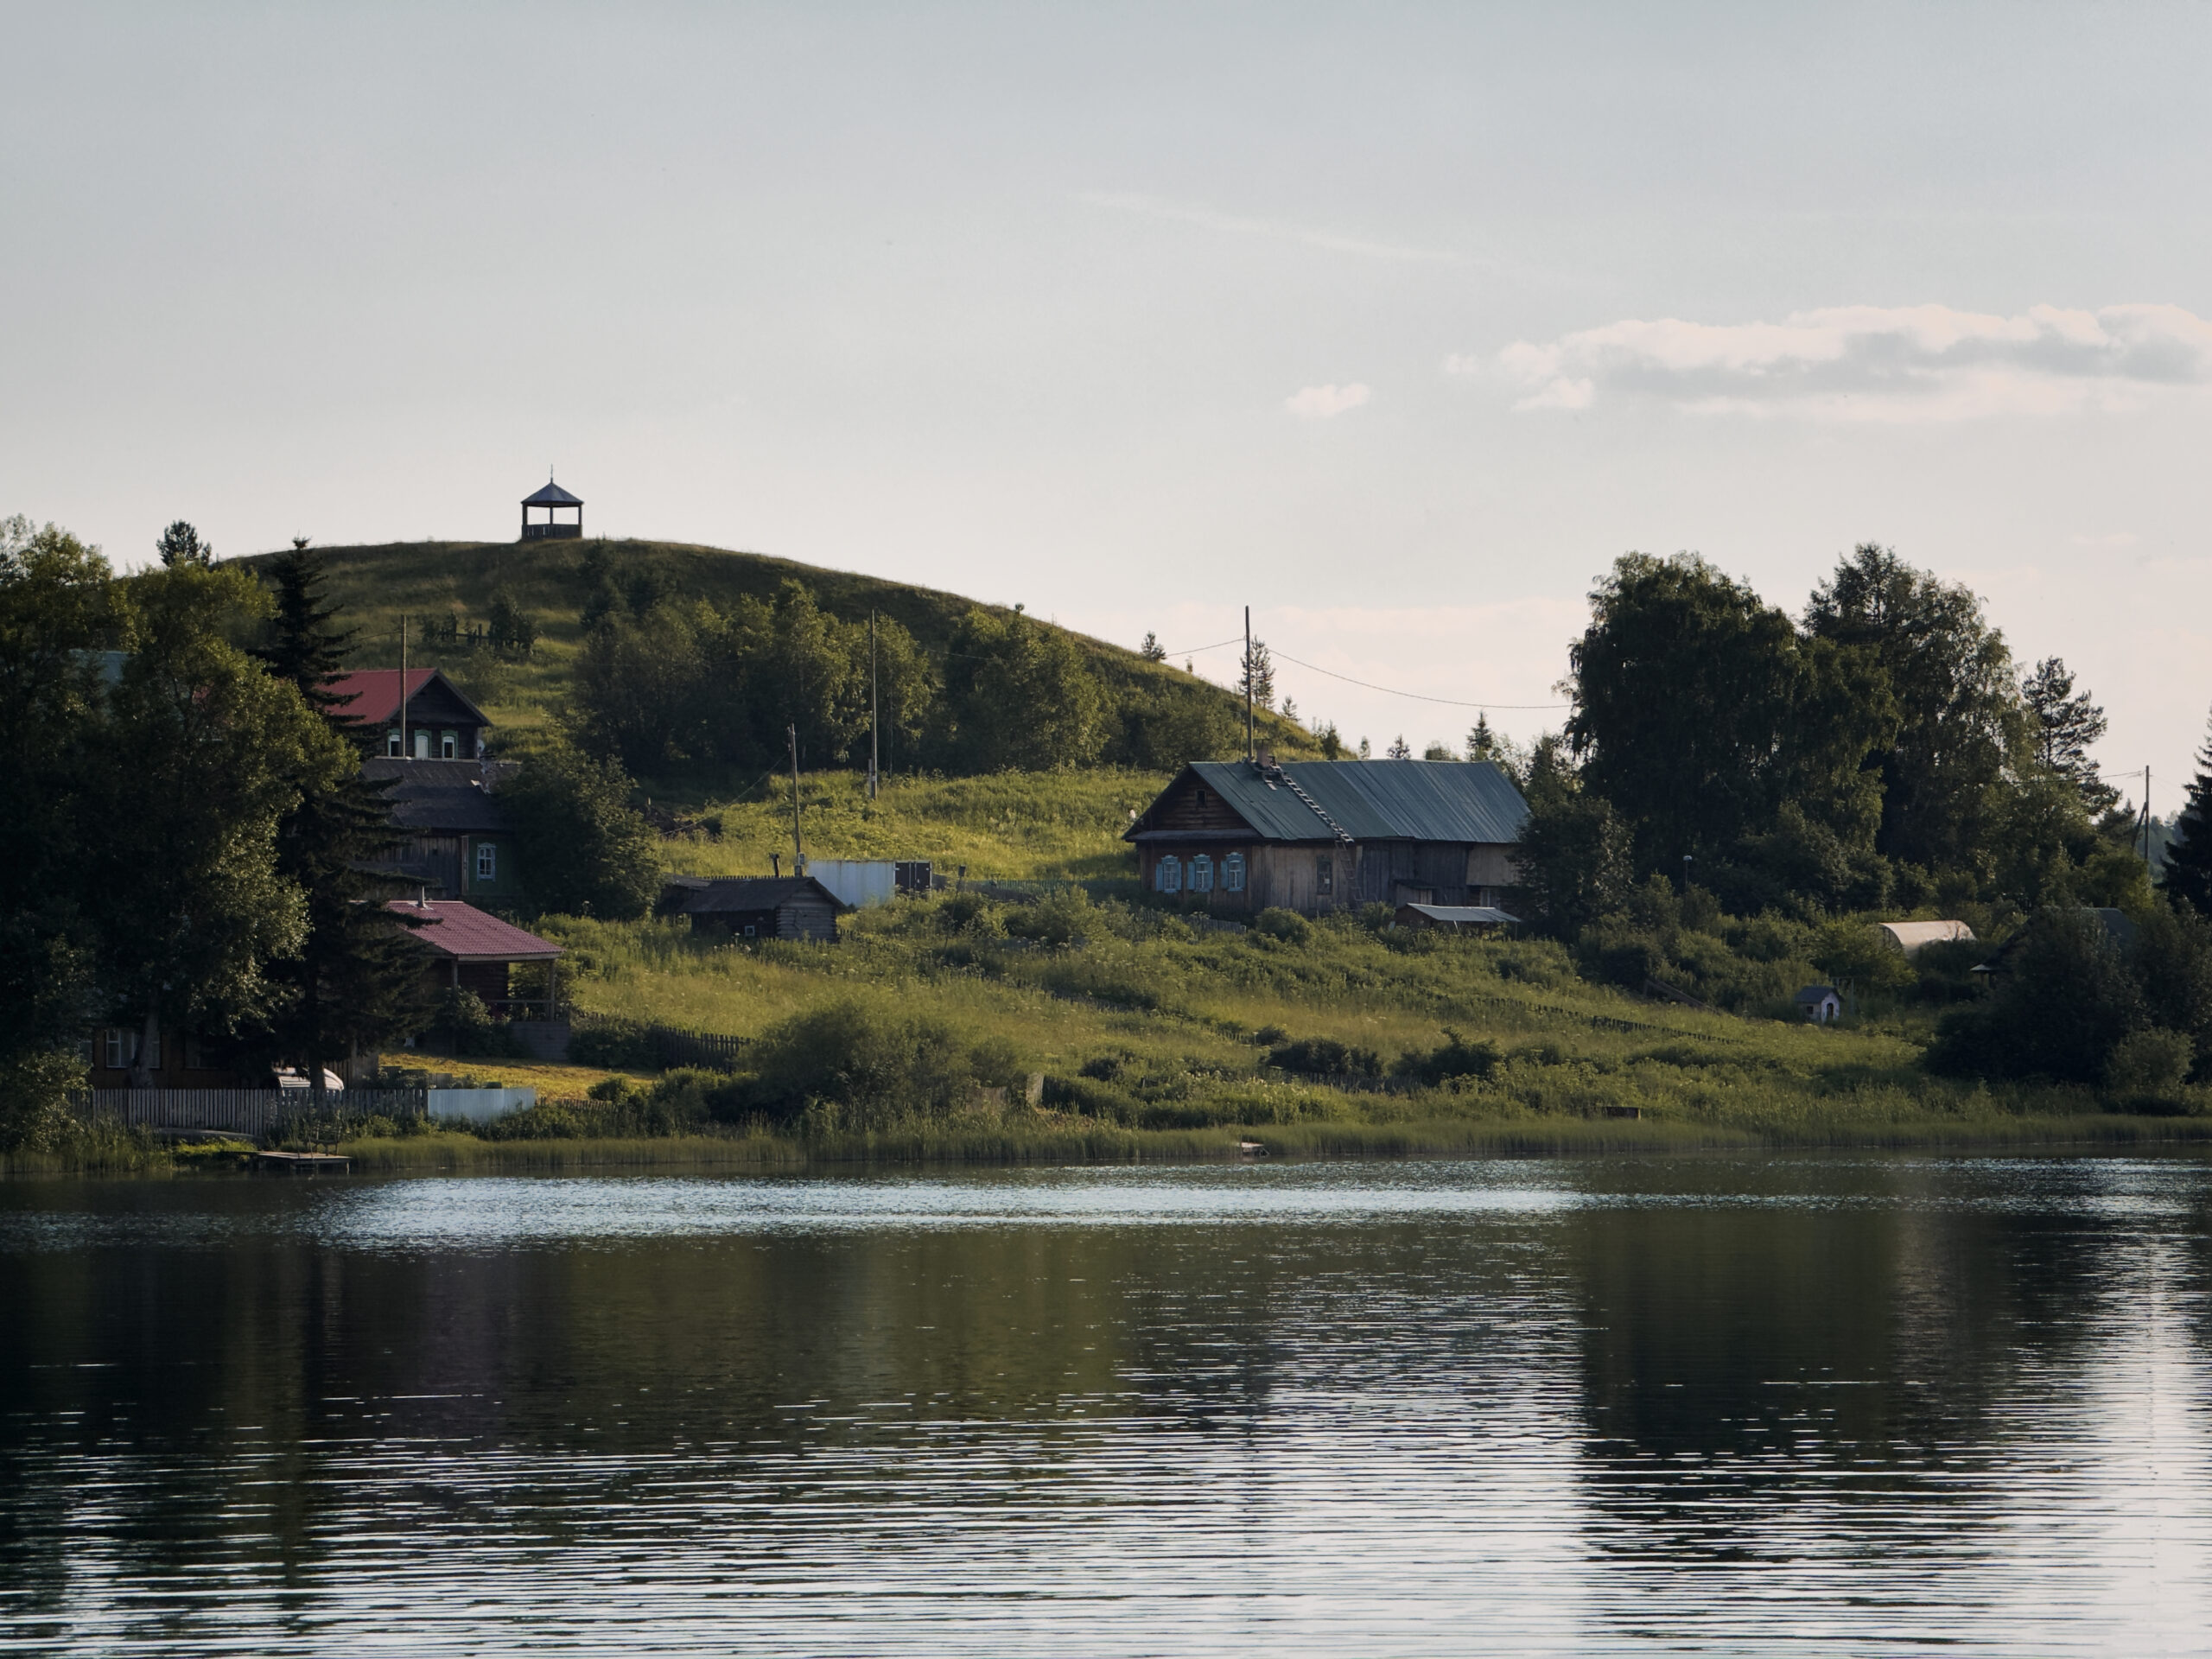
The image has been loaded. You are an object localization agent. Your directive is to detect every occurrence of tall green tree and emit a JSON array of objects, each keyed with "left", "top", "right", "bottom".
[
  {"left": 1803, "top": 543, "right": 2024, "bottom": 874},
  {"left": 156, "top": 519, "right": 213, "bottom": 568},
  {"left": 502, "top": 744, "right": 660, "bottom": 918},
  {"left": 254, "top": 545, "right": 430, "bottom": 1086},
  {"left": 942, "top": 607, "right": 1105, "bottom": 771},
  {"left": 2166, "top": 709, "right": 2212, "bottom": 917},
  {"left": 1567, "top": 553, "right": 1886, "bottom": 874},
  {"left": 0, "top": 518, "right": 123, "bottom": 1138},
  {"left": 2022, "top": 656, "right": 2120, "bottom": 814},
  {"left": 1506, "top": 736, "right": 1635, "bottom": 935},
  {"left": 88, "top": 562, "right": 325, "bottom": 1083}
]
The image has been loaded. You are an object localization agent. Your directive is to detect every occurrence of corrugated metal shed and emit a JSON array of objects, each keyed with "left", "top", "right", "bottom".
[
  {"left": 383, "top": 899, "right": 562, "bottom": 961},
  {"left": 1161, "top": 759, "right": 1528, "bottom": 844},
  {"left": 1397, "top": 903, "right": 1522, "bottom": 929}
]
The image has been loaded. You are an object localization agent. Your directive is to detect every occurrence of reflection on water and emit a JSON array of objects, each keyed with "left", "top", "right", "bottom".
[{"left": 2, "top": 1156, "right": 2208, "bottom": 1656}]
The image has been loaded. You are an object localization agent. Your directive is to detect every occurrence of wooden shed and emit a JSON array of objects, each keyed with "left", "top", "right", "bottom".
[
  {"left": 672, "top": 876, "right": 847, "bottom": 942},
  {"left": 1125, "top": 757, "right": 1529, "bottom": 918}
]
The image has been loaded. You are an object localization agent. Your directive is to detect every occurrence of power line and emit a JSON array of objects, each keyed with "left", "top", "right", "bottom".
[
  {"left": 1159, "top": 635, "right": 1243, "bottom": 658},
  {"left": 1269, "top": 647, "right": 1572, "bottom": 710}
]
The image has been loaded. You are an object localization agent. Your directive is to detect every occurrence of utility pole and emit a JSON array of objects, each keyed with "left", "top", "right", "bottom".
[
  {"left": 397, "top": 613, "right": 409, "bottom": 760},
  {"left": 2143, "top": 766, "right": 2153, "bottom": 863},
  {"left": 788, "top": 723, "right": 805, "bottom": 874},
  {"left": 1244, "top": 605, "right": 1255, "bottom": 763},
  {"left": 869, "top": 612, "right": 880, "bottom": 801}
]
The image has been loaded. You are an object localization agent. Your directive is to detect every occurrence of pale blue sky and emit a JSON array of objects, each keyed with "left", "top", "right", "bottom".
[{"left": 5, "top": 3, "right": 2209, "bottom": 801}]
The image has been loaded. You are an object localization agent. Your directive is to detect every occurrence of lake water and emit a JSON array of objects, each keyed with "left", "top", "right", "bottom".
[{"left": 3, "top": 1154, "right": 2209, "bottom": 1656}]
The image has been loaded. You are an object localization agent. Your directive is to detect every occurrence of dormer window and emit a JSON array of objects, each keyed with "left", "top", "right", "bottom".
[{"left": 387, "top": 728, "right": 403, "bottom": 757}]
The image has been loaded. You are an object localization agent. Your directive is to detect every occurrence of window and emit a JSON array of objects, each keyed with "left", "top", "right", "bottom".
[
  {"left": 1155, "top": 855, "right": 1182, "bottom": 893},
  {"left": 102, "top": 1028, "right": 131, "bottom": 1069},
  {"left": 1317, "top": 855, "right": 1334, "bottom": 896},
  {"left": 387, "top": 728, "right": 403, "bottom": 757},
  {"left": 441, "top": 730, "right": 458, "bottom": 760},
  {"left": 742, "top": 924, "right": 758, "bottom": 938},
  {"left": 1224, "top": 853, "right": 1246, "bottom": 893},
  {"left": 413, "top": 729, "right": 431, "bottom": 760},
  {"left": 1190, "top": 855, "right": 1214, "bottom": 893},
  {"left": 476, "top": 842, "right": 498, "bottom": 882}
]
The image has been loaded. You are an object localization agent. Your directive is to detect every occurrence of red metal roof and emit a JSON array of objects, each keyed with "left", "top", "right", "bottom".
[
  {"left": 326, "top": 668, "right": 491, "bottom": 728},
  {"left": 385, "top": 899, "right": 563, "bottom": 961},
  {"left": 328, "top": 669, "right": 440, "bottom": 725}
]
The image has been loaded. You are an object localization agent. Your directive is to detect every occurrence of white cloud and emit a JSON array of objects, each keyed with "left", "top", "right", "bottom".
[
  {"left": 1481, "top": 303, "right": 2212, "bottom": 421},
  {"left": 1287, "top": 382, "right": 1370, "bottom": 418}
]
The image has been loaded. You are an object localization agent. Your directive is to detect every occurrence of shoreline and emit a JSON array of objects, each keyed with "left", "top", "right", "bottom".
[{"left": 9, "top": 1112, "right": 2212, "bottom": 1178}]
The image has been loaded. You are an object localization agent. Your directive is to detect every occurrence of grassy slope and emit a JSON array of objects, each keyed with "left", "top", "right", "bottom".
[
  {"left": 241, "top": 537, "right": 1310, "bottom": 767},
  {"left": 365, "top": 887, "right": 2209, "bottom": 1161}
]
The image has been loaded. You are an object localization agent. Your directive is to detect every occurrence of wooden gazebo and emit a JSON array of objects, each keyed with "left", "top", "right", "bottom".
[{"left": 521, "top": 474, "right": 583, "bottom": 541}]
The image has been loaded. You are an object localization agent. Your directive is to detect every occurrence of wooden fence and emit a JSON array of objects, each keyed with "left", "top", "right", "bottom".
[{"left": 76, "top": 1089, "right": 429, "bottom": 1139}]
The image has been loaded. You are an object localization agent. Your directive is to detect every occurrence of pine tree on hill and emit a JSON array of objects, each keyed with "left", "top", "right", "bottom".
[
  {"left": 255, "top": 545, "right": 356, "bottom": 715},
  {"left": 2166, "top": 709, "right": 2212, "bottom": 917},
  {"left": 252, "top": 545, "right": 427, "bottom": 1084}
]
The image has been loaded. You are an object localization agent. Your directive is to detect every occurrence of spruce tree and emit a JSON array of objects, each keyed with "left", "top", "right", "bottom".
[
  {"left": 2167, "top": 709, "right": 2212, "bottom": 917},
  {"left": 255, "top": 548, "right": 428, "bottom": 1086}
]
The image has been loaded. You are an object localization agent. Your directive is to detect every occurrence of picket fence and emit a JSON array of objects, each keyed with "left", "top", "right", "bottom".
[{"left": 77, "top": 1089, "right": 429, "bottom": 1140}]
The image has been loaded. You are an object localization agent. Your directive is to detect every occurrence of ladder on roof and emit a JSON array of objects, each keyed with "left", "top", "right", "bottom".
[{"left": 1263, "top": 762, "right": 1355, "bottom": 846}]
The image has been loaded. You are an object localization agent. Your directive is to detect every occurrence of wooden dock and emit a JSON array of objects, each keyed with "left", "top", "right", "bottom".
[{"left": 255, "top": 1150, "right": 352, "bottom": 1175}]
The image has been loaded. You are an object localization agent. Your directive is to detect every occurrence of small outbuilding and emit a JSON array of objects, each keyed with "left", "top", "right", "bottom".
[
  {"left": 1395, "top": 903, "right": 1521, "bottom": 934},
  {"left": 1794, "top": 984, "right": 1844, "bottom": 1024},
  {"left": 670, "top": 876, "right": 847, "bottom": 942},
  {"left": 1875, "top": 919, "right": 1976, "bottom": 957},
  {"left": 385, "top": 897, "right": 564, "bottom": 1017}
]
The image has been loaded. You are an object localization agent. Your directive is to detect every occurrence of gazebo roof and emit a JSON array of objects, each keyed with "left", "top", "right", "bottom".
[{"left": 522, "top": 478, "right": 582, "bottom": 506}]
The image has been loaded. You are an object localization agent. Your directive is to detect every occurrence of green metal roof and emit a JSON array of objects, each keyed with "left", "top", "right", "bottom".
[{"left": 1139, "top": 759, "right": 1528, "bottom": 844}]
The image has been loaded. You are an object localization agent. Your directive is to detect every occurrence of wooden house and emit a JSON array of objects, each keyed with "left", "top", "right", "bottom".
[
  {"left": 385, "top": 898, "right": 563, "bottom": 1017},
  {"left": 360, "top": 757, "right": 523, "bottom": 904},
  {"left": 328, "top": 668, "right": 491, "bottom": 761},
  {"left": 1125, "top": 758, "right": 1529, "bottom": 917},
  {"left": 668, "top": 876, "right": 847, "bottom": 942}
]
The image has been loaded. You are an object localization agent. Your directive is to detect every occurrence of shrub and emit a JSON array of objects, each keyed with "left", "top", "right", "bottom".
[
  {"left": 1267, "top": 1036, "right": 1382, "bottom": 1077},
  {"left": 568, "top": 1019, "right": 661, "bottom": 1071},
  {"left": 743, "top": 998, "right": 1027, "bottom": 1130},
  {"left": 2106, "top": 1029, "right": 2193, "bottom": 1105},
  {"left": 428, "top": 988, "right": 523, "bottom": 1058},
  {"left": 1927, "top": 908, "right": 2145, "bottom": 1083},
  {"left": 1395, "top": 1029, "right": 1503, "bottom": 1085},
  {"left": 1253, "top": 907, "right": 1311, "bottom": 944}
]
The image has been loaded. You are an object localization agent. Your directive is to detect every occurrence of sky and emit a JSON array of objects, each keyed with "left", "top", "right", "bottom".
[{"left": 5, "top": 2, "right": 2210, "bottom": 806}]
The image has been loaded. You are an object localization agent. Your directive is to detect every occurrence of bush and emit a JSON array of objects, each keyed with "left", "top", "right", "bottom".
[
  {"left": 2106, "top": 1029, "right": 2193, "bottom": 1105},
  {"left": 428, "top": 988, "right": 524, "bottom": 1058},
  {"left": 1253, "top": 907, "right": 1312, "bottom": 944},
  {"left": 1267, "top": 1036, "right": 1381, "bottom": 1077},
  {"left": 568, "top": 1019, "right": 661, "bottom": 1071},
  {"left": 742, "top": 998, "right": 1028, "bottom": 1130},
  {"left": 1395, "top": 1029, "right": 1502, "bottom": 1085},
  {"left": 0, "top": 1051, "right": 86, "bottom": 1153}
]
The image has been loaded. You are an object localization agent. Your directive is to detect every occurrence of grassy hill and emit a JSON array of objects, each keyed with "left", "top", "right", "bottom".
[{"left": 240, "top": 537, "right": 1311, "bottom": 773}]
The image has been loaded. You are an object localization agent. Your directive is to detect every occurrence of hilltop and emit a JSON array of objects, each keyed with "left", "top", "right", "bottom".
[{"left": 238, "top": 537, "right": 1313, "bottom": 783}]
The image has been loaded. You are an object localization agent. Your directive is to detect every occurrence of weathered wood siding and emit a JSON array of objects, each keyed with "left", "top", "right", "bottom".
[
  {"left": 1147, "top": 774, "right": 1254, "bottom": 833},
  {"left": 776, "top": 896, "right": 841, "bottom": 941}
]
